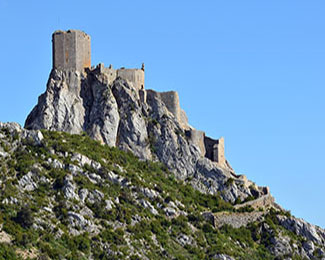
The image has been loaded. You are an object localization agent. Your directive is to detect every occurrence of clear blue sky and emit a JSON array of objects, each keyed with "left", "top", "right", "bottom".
[{"left": 1, "top": 1, "right": 325, "bottom": 227}]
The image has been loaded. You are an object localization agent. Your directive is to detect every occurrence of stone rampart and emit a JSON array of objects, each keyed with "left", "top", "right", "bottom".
[
  {"left": 204, "top": 136, "right": 225, "bottom": 165},
  {"left": 117, "top": 68, "right": 144, "bottom": 90},
  {"left": 96, "top": 63, "right": 117, "bottom": 83},
  {"left": 93, "top": 64, "right": 145, "bottom": 91},
  {"left": 234, "top": 194, "right": 275, "bottom": 210},
  {"left": 146, "top": 90, "right": 185, "bottom": 126},
  {"left": 186, "top": 129, "right": 206, "bottom": 156},
  {"left": 213, "top": 211, "right": 265, "bottom": 228},
  {"left": 159, "top": 91, "right": 181, "bottom": 122}
]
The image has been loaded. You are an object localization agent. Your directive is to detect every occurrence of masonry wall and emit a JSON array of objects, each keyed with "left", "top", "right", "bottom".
[
  {"left": 204, "top": 136, "right": 225, "bottom": 165},
  {"left": 159, "top": 91, "right": 181, "bottom": 122},
  {"left": 204, "top": 136, "right": 217, "bottom": 161},
  {"left": 213, "top": 137, "right": 225, "bottom": 164},
  {"left": 145, "top": 90, "right": 190, "bottom": 129},
  {"left": 96, "top": 63, "right": 117, "bottom": 83},
  {"left": 186, "top": 129, "right": 206, "bottom": 156},
  {"left": 117, "top": 69, "right": 144, "bottom": 90},
  {"left": 76, "top": 31, "right": 91, "bottom": 70},
  {"left": 52, "top": 30, "right": 91, "bottom": 71}
]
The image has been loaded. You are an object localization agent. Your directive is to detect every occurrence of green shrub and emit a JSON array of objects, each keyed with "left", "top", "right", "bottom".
[
  {"left": 14, "top": 148, "right": 36, "bottom": 176},
  {"left": 100, "top": 228, "right": 125, "bottom": 245},
  {"left": 0, "top": 243, "right": 20, "bottom": 259},
  {"left": 14, "top": 205, "right": 34, "bottom": 229}
]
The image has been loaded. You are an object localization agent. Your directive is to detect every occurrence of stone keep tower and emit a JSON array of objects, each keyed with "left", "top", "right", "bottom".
[{"left": 52, "top": 30, "right": 91, "bottom": 71}]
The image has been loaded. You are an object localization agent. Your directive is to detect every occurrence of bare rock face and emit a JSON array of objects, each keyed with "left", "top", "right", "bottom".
[
  {"left": 85, "top": 72, "right": 120, "bottom": 147},
  {"left": 112, "top": 78, "right": 151, "bottom": 160},
  {"left": 145, "top": 90, "right": 200, "bottom": 178},
  {"left": 25, "top": 69, "right": 120, "bottom": 147},
  {"left": 25, "top": 70, "right": 86, "bottom": 134},
  {"left": 278, "top": 215, "right": 325, "bottom": 246},
  {"left": 25, "top": 68, "right": 269, "bottom": 203}
]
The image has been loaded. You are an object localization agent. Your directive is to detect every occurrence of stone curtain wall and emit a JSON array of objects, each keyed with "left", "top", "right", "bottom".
[
  {"left": 159, "top": 91, "right": 181, "bottom": 122},
  {"left": 204, "top": 136, "right": 225, "bottom": 165},
  {"left": 116, "top": 69, "right": 144, "bottom": 90},
  {"left": 186, "top": 129, "right": 206, "bottom": 156},
  {"left": 95, "top": 64, "right": 145, "bottom": 91},
  {"left": 204, "top": 136, "right": 217, "bottom": 161}
]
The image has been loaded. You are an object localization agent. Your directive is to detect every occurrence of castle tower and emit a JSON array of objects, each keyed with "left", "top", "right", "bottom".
[
  {"left": 52, "top": 30, "right": 91, "bottom": 71},
  {"left": 213, "top": 137, "right": 225, "bottom": 165}
]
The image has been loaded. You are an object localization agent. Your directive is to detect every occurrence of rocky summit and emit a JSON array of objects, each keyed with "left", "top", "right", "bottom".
[
  {"left": 0, "top": 29, "right": 323, "bottom": 259},
  {"left": 24, "top": 67, "right": 268, "bottom": 205}
]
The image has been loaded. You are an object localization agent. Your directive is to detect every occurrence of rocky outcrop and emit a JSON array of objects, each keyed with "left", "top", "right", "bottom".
[
  {"left": 25, "top": 68, "right": 269, "bottom": 203},
  {"left": 278, "top": 215, "right": 325, "bottom": 246},
  {"left": 25, "top": 70, "right": 86, "bottom": 134}
]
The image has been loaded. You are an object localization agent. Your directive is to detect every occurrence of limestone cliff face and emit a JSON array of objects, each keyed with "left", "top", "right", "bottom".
[{"left": 25, "top": 68, "right": 268, "bottom": 203}]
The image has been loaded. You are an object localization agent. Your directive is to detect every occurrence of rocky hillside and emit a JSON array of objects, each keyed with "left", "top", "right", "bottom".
[
  {"left": 18, "top": 62, "right": 325, "bottom": 259},
  {"left": 1, "top": 122, "right": 325, "bottom": 259}
]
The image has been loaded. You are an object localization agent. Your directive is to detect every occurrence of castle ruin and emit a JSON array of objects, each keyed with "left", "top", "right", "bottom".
[
  {"left": 52, "top": 30, "right": 145, "bottom": 90},
  {"left": 51, "top": 29, "right": 226, "bottom": 167},
  {"left": 97, "top": 63, "right": 145, "bottom": 90},
  {"left": 52, "top": 30, "right": 91, "bottom": 71}
]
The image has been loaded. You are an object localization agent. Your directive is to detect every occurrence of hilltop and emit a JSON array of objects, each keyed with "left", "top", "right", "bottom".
[{"left": 0, "top": 29, "right": 324, "bottom": 259}]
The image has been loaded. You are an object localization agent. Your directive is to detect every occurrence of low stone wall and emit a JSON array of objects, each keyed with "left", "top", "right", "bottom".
[
  {"left": 234, "top": 194, "right": 275, "bottom": 210},
  {"left": 214, "top": 211, "right": 265, "bottom": 228},
  {"left": 215, "top": 212, "right": 265, "bottom": 228},
  {"left": 202, "top": 211, "right": 265, "bottom": 228}
]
